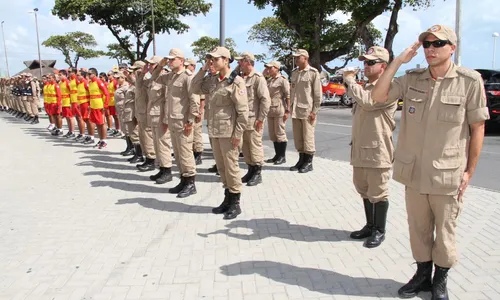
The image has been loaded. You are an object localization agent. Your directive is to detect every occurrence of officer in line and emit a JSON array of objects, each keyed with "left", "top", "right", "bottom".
[
  {"left": 191, "top": 47, "right": 249, "bottom": 219},
  {"left": 342, "top": 46, "right": 396, "bottom": 249},
  {"left": 21, "top": 74, "right": 35, "bottom": 123},
  {"left": 125, "top": 61, "right": 147, "bottom": 164},
  {"left": 371, "top": 25, "right": 490, "bottom": 300},
  {"left": 113, "top": 71, "right": 132, "bottom": 155},
  {"left": 154, "top": 48, "right": 200, "bottom": 198},
  {"left": 135, "top": 56, "right": 159, "bottom": 171},
  {"left": 235, "top": 52, "right": 271, "bottom": 186},
  {"left": 29, "top": 75, "right": 41, "bottom": 124},
  {"left": 264, "top": 61, "right": 290, "bottom": 165},
  {"left": 289, "top": 49, "right": 322, "bottom": 173},
  {"left": 185, "top": 58, "right": 205, "bottom": 166}
]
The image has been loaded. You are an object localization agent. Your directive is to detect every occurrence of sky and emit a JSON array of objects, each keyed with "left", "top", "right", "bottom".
[{"left": 0, "top": 0, "right": 499, "bottom": 77}]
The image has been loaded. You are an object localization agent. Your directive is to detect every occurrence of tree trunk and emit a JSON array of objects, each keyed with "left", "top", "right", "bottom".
[
  {"left": 74, "top": 56, "right": 80, "bottom": 69},
  {"left": 309, "top": 13, "right": 323, "bottom": 71},
  {"left": 384, "top": 0, "right": 403, "bottom": 62},
  {"left": 106, "top": 24, "right": 135, "bottom": 62}
]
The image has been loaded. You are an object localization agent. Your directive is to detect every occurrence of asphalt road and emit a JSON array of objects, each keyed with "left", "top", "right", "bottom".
[{"left": 262, "top": 105, "right": 500, "bottom": 192}]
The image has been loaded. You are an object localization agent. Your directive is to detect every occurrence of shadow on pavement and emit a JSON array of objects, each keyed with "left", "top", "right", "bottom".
[
  {"left": 84, "top": 170, "right": 150, "bottom": 181},
  {"left": 115, "top": 197, "right": 213, "bottom": 214},
  {"left": 77, "top": 160, "right": 137, "bottom": 171},
  {"left": 198, "top": 218, "right": 352, "bottom": 242},
  {"left": 219, "top": 261, "right": 423, "bottom": 298}
]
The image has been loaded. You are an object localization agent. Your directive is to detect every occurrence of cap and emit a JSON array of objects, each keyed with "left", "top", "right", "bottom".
[
  {"left": 207, "top": 46, "right": 231, "bottom": 58},
  {"left": 26, "top": 73, "right": 33, "bottom": 77},
  {"left": 292, "top": 49, "right": 309, "bottom": 58},
  {"left": 113, "top": 71, "right": 125, "bottom": 78},
  {"left": 183, "top": 58, "right": 197, "bottom": 66},
  {"left": 165, "top": 48, "right": 184, "bottom": 59},
  {"left": 264, "top": 61, "right": 281, "bottom": 69},
  {"left": 358, "top": 46, "right": 390, "bottom": 63},
  {"left": 234, "top": 52, "right": 255, "bottom": 62},
  {"left": 145, "top": 55, "right": 162, "bottom": 64},
  {"left": 111, "top": 66, "right": 119, "bottom": 72},
  {"left": 131, "top": 61, "right": 146, "bottom": 70},
  {"left": 418, "top": 24, "right": 457, "bottom": 45},
  {"left": 126, "top": 68, "right": 135, "bottom": 73}
]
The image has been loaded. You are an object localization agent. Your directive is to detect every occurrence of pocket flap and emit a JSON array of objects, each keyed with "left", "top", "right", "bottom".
[
  {"left": 296, "top": 102, "right": 309, "bottom": 109},
  {"left": 360, "top": 140, "right": 379, "bottom": 148},
  {"left": 395, "top": 151, "right": 415, "bottom": 164},
  {"left": 441, "top": 96, "right": 463, "bottom": 106},
  {"left": 433, "top": 158, "right": 461, "bottom": 169}
]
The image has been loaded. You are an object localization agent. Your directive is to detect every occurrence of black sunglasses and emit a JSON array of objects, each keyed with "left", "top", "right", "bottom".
[
  {"left": 422, "top": 40, "right": 451, "bottom": 49},
  {"left": 364, "top": 60, "right": 384, "bottom": 66}
]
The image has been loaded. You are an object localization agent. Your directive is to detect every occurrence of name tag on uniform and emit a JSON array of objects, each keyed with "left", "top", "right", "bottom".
[{"left": 408, "top": 86, "right": 426, "bottom": 94}]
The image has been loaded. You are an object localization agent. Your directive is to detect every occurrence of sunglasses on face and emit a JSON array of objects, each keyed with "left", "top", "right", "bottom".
[
  {"left": 364, "top": 60, "right": 384, "bottom": 66},
  {"left": 422, "top": 40, "right": 451, "bottom": 49}
]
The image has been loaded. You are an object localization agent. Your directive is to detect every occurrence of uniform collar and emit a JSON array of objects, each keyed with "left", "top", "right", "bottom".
[
  {"left": 365, "top": 79, "right": 378, "bottom": 88},
  {"left": 244, "top": 69, "right": 255, "bottom": 78},
  {"left": 218, "top": 69, "right": 231, "bottom": 82},
  {"left": 419, "top": 62, "right": 458, "bottom": 81},
  {"left": 298, "top": 65, "right": 311, "bottom": 72}
]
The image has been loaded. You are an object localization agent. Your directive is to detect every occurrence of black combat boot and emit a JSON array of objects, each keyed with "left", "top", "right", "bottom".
[
  {"left": 30, "top": 116, "right": 39, "bottom": 124},
  {"left": 265, "top": 142, "right": 279, "bottom": 163},
  {"left": 247, "top": 165, "right": 262, "bottom": 186},
  {"left": 241, "top": 165, "right": 255, "bottom": 183},
  {"left": 364, "top": 200, "right": 389, "bottom": 248},
  {"left": 194, "top": 151, "right": 202, "bottom": 165},
  {"left": 121, "top": 137, "right": 134, "bottom": 156},
  {"left": 274, "top": 142, "right": 287, "bottom": 165},
  {"left": 169, "top": 177, "right": 186, "bottom": 194},
  {"left": 156, "top": 167, "right": 173, "bottom": 184},
  {"left": 149, "top": 167, "right": 164, "bottom": 181},
  {"left": 212, "top": 189, "right": 230, "bottom": 214},
  {"left": 223, "top": 192, "right": 241, "bottom": 220},
  {"left": 177, "top": 176, "right": 197, "bottom": 198},
  {"left": 137, "top": 157, "right": 155, "bottom": 172},
  {"left": 432, "top": 265, "right": 450, "bottom": 300},
  {"left": 350, "top": 198, "right": 374, "bottom": 239},
  {"left": 398, "top": 261, "right": 433, "bottom": 298},
  {"left": 290, "top": 153, "right": 304, "bottom": 171},
  {"left": 208, "top": 164, "right": 218, "bottom": 173},
  {"left": 129, "top": 144, "right": 144, "bottom": 163},
  {"left": 298, "top": 153, "right": 313, "bottom": 173}
]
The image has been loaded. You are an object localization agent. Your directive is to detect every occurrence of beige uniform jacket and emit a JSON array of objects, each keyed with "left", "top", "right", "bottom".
[
  {"left": 145, "top": 68, "right": 167, "bottom": 127},
  {"left": 345, "top": 77, "right": 397, "bottom": 168},
  {"left": 134, "top": 72, "right": 149, "bottom": 121},
  {"left": 290, "top": 65, "right": 322, "bottom": 119},
  {"left": 191, "top": 69, "right": 248, "bottom": 139},
  {"left": 267, "top": 75, "right": 290, "bottom": 117},
  {"left": 152, "top": 67, "right": 199, "bottom": 125},
  {"left": 243, "top": 70, "right": 271, "bottom": 129},
  {"left": 386, "top": 64, "right": 490, "bottom": 195},
  {"left": 123, "top": 85, "right": 136, "bottom": 123},
  {"left": 114, "top": 83, "right": 128, "bottom": 118}
]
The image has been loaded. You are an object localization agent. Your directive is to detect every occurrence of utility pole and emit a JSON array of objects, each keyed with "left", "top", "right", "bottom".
[
  {"left": 1, "top": 21, "right": 10, "bottom": 77},
  {"left": 454, "top": 0, "right": 461, "bottom": 66},
  {"left": 151, "top": 0, "right": 156, "bottom": 55},
  {"left": 220, "top": 0, "right": 225, "bottom": 46}
]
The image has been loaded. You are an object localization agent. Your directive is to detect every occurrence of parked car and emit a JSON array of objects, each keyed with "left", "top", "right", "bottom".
[
  {"left": 321, "top": 76, "right": 362, "bottom": 107},
  {"left": 475, "top": 69, "right": 500, "bottom": 132}
]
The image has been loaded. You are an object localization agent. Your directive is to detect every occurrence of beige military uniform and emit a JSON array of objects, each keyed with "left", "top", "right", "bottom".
[
  {"left": 290, "top": 65, "right": 322, "bottom": 154},
  {"left": 146, "top": 68, "right": 172, "bottom": 169},
  {"left": 200, "top": 73, "right": 218, "bottom": 152},
  {"left": 346, "top": 77, "right": 397, "bottom": 202},
  {"left": 153, "top": 67, "right": 199, "bottom": 177},
  {"left": 122, "top": 84, "right": 140, "bottom": 144},
  {"left": 30, "top": 80, "right": 40, "bottom": 116},
  {"left": 241, "top": 70, "right": 271, "bottom": 166},
  {"left": 387, "top": 64, "right": 489, "bottom": 268},
  {"left": 267, "top": 74, "right": 290, "bottom": 142},
  {"left": 193, "top": 93, "right": 204, "bottom": 153},
  {"left": 135, "top": 72, "right": 156, "bottom": 159},
  {"left": 114, "top": 83, "right": 129, "bottom": 133},
  {"left": 191, "top": 68, "right": 248, "bottom": 193}
]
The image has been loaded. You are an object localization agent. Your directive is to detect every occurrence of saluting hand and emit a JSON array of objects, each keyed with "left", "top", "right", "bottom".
[{"left": 397, "top": 41, "right": 421, "bottom": 64}]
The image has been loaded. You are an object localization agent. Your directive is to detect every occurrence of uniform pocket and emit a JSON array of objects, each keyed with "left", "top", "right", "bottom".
[
  {"left": 360, "top": 140, "right": 382, "bottom": 162},
  {"left": 392, "top": 152, "right": 416, "bottom": 184},
  {"left": 431, "top": 157, "right": 462, "bottom": 189},
  {"left": 438, "top": 96, "right": 464, "bottom": 123}
]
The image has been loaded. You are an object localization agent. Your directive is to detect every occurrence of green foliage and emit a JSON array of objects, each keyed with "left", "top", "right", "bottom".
[{"left": 107, "top": 43, "right": 131, "bottom": 65}]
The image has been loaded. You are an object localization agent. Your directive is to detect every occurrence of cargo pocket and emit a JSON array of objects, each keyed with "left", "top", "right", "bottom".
[
  {"left": 431, "top": 158, "right": 461, "bottom": 189},
  {"left": 392, "top": 152, "right": 416, "bottom": 184},
  {"left": 360, "top": 140, "right": 381, "bottom": 162},
  {"left": 438, "top": 96, "right": 464, "bottom": 123}
]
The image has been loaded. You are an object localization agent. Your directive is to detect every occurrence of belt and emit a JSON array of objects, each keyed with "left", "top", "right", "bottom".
[
  {"left": 70, "top": 90, "right": 78, "bottom": 94},
  {"left": 62, "top": 95, "right": 70, "bottom": 99},
  {"left": 89, "top": 95, "right": 102, "bottom": 99},
  {"left": 77, "top": 96, "right": 89, "bottom": 100}
]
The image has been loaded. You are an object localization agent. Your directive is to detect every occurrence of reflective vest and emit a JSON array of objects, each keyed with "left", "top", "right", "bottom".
[
  {"left": 107, "top": 80, "right": 116, "bottom": 106},
  {"left": 60, "top": 80, "right": 71, "bottom": 107},
  {"left": 77, "top": 81, "right": 89, "bottom": 104},
  {"left": 44, "top": 83, "right": 56, "bottom": 104},
  {"left": 88, "top": 80, "right": 104, "bottom": 109},
  {"left": 70, "top": 78, "right": 78, "bottom": 104}
]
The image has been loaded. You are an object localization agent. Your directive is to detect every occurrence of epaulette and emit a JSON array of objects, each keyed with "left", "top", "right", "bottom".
[
  {"left": 456, "top": 67, "right": 482, "bottom": 81},
  {"left": 185, "top": 69, "right": 192, "bottom": 76},
  {"left": 232, "top": 76, "right": 244, "bottom": 85},
  {"left": 308, "top": 67, "right": 319, "bottom": 73},
  {"left": 253, "top": 72, "right": 263, "bottom": 77},
  {"left": 228, "top": 69, "right": 240, "bottom": 84},
  {"left": 405, "top": 68, "right": 426, "bottom": 74}
]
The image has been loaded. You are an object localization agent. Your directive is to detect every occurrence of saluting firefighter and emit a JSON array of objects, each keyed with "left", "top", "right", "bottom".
[
  {"left": 235, "top": 52, "right": 271, "bottom": 186},
  {"left": 264, "top": 61, "right": 290, "bottom": 165},
  {"left": 125, "top": 61, "right": 147, "bottom": 164},
  {"left": 185, "top": 58, "right": 205, "bottom": 166},
  {"left": 371, "top": 25, "right": 490, "bottom": 300},
  {"left": 191, "top": 47, "right": 249, "bottom": 219},
  {"left": 342, "top": 46, "right": 396, "bottom": 249},
  {"left": 289, "top": 49, "right": 322, "bottom": 173},
  {"left": 154, "top": 49, "right": 200, "bottom": 198}
]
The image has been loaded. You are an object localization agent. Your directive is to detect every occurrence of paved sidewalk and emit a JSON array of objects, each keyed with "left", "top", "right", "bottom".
[{"left": 1, "top": 113, "right": 499, "bottom": 300}]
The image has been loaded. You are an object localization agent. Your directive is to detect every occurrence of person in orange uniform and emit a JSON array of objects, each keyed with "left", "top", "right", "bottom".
[
  {"left": 47, "top": 73, "right": 63, "bottom": 136},
  {"left": 69, "top": 68, "right": 85, "bottom": 140},
  {"left": 88, "top": 68, "right": 110, "bottom": 149},
  {"left": 106, "top": 71, "right": 121, "bottom": 137},
  {"left": 76, "top": 70, "right": 94, "bottom": 144},
  {"left": 42, "top": 76, "right": 55, "bottom": 131},
  {"left": 58, "top": 70, "right": 76, "bottom": 138}
]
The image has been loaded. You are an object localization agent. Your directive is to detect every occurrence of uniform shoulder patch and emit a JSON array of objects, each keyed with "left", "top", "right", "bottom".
[
  {"left": 456, "top": 67, "right": 481, "bottom": 81},
  {"left": 405, "top": 68, "right": 426, "bottom": 74},
  {"left": 233, "top": 76, "right": 244, "bottom": 85}
]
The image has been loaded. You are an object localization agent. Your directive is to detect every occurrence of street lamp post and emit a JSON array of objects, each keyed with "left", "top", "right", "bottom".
[
  {"left": 1, "top": 21, "right": 10, "bottom": 77},
  {"left": 151, "top": 0, "right": 156, "bottom": 55},
  {"left": 220, "top": 0, "right": 225, "bottom": 46},
  {"left": 29, "top": 8, "right": 43, "bottom": 79},
  {"left": 454, "top": 0, "right": 461, "bottom": 66},
  {"left": 493, "top": 32, "right": 499, "bottom": 69}
]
